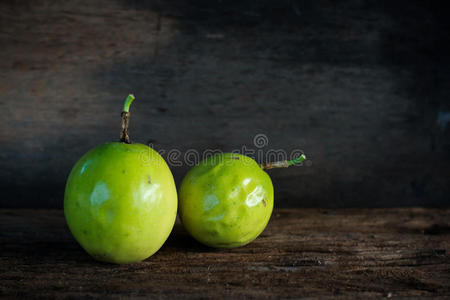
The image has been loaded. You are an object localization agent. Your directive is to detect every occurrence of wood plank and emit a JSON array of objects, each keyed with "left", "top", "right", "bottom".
[
  {"left": 1, "top": 208, "right": 449, "bottom": 298},
  {"left": 1, "top": 0, "right": 449, "bottom": 208}
]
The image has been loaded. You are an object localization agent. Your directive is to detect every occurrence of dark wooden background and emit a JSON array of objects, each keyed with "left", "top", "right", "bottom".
[{"left": 1, "top": 0, "right": 449, "bottom": 208}]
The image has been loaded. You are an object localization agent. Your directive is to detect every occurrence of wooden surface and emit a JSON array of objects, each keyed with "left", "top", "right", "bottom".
[
  {"left": 1, "top": 0, "right": 450, "bottom": 209},
  {"left": 1, "top": 208, "right": 449, "bottom": 298}
]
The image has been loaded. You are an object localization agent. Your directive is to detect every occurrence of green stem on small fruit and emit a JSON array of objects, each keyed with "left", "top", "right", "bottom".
[
  {"left": 261, "top": 154, "right": 306, "bottom": 170},
  {"left": 288, "top": 154, "right": 306, "bottom": 166},
  {"left": 120, "top": 94, "right": 135, "bottom": 144}
]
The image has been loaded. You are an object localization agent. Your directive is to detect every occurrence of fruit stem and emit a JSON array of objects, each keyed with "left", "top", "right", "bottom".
[
  {"left": 122, "top": 94, "right": 135, "bottom": 113},
  {"left": 120, "top": 94, "right": 135, "bottom": 144},
  {"left": 261, "top": 154, "right": 306, "bottom": 170}
]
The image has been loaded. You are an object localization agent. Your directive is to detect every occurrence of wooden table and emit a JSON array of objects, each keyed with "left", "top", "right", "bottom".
[{"left": 1, "top": 208, "right": 449, "bottom": 298}]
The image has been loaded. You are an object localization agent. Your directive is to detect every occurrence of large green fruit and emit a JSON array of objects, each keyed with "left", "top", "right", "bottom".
[
  {"left": 179, "top": 153, "right": 274, "bottom": 248},
  {"left": 65, "top": 142, "right": 177, "bottom": 264},
  {"left": 64, "top": 94, "right": 177, "bottom": 264}
]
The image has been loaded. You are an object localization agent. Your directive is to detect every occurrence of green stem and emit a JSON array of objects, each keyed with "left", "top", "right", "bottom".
[
  {"left": 122, "top": 94, "right": 135, "bottom": 112},
  {"left": 120, "top": 94, "right": 135, "bottom": 143},
  {"left": 261, "top": 154, "right": 306, "bottom": 170},
  {"left": 288, "top": 154, "right": 306, "bottom": 166}
]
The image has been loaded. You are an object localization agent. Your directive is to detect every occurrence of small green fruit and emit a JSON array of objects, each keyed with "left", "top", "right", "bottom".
[{"left": 179, "top": 153, "right": 274, "bottom": 248}]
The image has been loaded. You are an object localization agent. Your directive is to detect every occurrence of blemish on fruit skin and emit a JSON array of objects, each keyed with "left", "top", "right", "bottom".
[
  {"left": 122, "top": 170, "right": 126, "bottom": 174},
  {"left": 208, "top": 213, "right": 225, "bottom": 221},
  {"left": 204, "top": 194, "right": 219, "bottom": 211},
  {"left": 262, "top": 198, "right": 267, "bottom": 207},
  {"left": 148, "top": 175, "right": 152, "bottom": 184}
]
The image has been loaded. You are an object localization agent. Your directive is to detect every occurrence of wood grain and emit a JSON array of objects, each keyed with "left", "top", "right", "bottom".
[
  {"left": 0, "top": 0, "right": 449, "bottom": 208},
  {"left": 1, "top": 208, "right": 449, "bottom": 298}
]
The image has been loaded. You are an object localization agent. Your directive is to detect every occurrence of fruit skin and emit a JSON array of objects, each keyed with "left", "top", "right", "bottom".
[
  {"left": 179, "top": 153, "right": 273, "bottom": 248},
  {"left": 64, "top": 142, "right": 177, "bottom": 264}
]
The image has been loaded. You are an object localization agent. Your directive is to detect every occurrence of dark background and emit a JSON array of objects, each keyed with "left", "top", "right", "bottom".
[{"left": 1, "top": 0, "right": 449, "bottom": 208}]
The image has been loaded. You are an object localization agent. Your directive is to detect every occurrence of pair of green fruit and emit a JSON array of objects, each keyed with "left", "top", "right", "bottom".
[{"left": 64, "top": 95, "right": 306, "bottom": 264}]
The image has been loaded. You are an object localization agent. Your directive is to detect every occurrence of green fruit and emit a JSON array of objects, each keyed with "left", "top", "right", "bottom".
[
  {"left": 179, "top": 153, "right": 274, "bottom": 248},
  {"left": 64, "top": 95, "right": 177, "bottom": 264}
]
